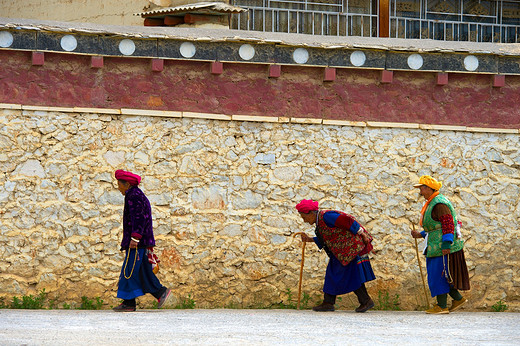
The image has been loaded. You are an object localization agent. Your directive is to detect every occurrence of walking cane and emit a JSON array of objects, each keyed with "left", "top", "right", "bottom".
[
  {"left": 292, "top": 232, "right": 307, "bottom": 310},
  {"left": 412, "top": 223, "right": 430, "bottom": 308}
]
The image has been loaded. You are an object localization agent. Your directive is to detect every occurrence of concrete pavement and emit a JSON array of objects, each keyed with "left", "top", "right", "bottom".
[{"left": 1, "top": 309, "right": 519, "bottom": 345}]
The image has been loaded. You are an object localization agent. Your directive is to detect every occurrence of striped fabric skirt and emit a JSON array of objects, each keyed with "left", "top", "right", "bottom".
[
  {"left": 323, "top": 254, "right": 376, "bottom": 296},
  {"left": 117, "top": 248, "right": 163, "bottom": 300},
  {"left": 426, "top": 248, "right": 470, "bottom": 297}
]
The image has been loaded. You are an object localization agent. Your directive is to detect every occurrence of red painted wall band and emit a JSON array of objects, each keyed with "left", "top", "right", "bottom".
[{"left": 0, "top": 50, "right": 518, "bottom": 128}]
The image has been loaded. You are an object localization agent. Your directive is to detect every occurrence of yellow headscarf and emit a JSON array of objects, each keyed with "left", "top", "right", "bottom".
[
  {"left": 413, "top": 175, "right": 442, "bottom": 191},
  {"left": 414, "top": 175, "right": 442, "bottom": 226}
]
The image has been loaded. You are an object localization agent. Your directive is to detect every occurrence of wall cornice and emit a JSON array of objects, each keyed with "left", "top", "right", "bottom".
[
  {"left": 2, "top": 17, "right": 520, "bottom": 74},
  {"left": 2, "top": 103, "right": 518, "bottom": 135}
]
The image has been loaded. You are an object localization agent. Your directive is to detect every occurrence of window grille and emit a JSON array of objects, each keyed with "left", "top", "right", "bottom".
[
  {"left": 230, "top": 0, "right": 379, "bottom": 36},
  {"left": 390, "top": 0, "right": 520, "bottom": 42},
  {"left": 230, "top": 0, "right": 520, "bottom": 42}
]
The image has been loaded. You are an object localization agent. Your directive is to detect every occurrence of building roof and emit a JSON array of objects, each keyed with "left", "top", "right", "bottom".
[{"left": 135, "top": 2, "right": 247, "bottom": 17}]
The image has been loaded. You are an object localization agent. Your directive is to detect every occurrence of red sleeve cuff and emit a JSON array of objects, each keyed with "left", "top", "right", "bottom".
[{"left": 131, "top": 232, "right": 142, "bottom": 239}]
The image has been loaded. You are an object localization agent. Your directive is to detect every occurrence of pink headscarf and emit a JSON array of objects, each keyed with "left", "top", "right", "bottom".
[
  {"left": 295, "top": 199, "right": 319, "bottom": 213},
  {"left": 115, "top": 170, "right": 141, "bottom": 186}
]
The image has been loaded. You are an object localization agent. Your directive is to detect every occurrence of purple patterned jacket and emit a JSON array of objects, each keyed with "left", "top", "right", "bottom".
[{"left": 120, "top": 186, "right": 155, "bottom": 250}]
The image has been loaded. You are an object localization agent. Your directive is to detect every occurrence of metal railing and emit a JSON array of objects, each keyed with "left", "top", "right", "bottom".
[
  {"left": 389, "top": 0, "right": 520, "bottom": 43},
  {"left": 231, "top": 7, "right": 377, "bottom": 36},
  {"left": 230, "top": 0, "right": 520, "bottom": 42},
  {"left": 230, "top": 0, "right": 379, "bottom": 36},
  {"left": 390, "top": 16, "right": 520, "bottom": 42}
]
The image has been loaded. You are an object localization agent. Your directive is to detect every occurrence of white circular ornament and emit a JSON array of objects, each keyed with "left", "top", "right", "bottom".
[
  {"left": 239, "top": 44, "right": 255, "bottom": 61},
  {"left": 293, "top": 48, "right": 309, "bottom": 64},
  {"left": 350, "top": 51, "right": 366, "bottom": 67},
  {"left": 464, "top": 55, "right": 479, "bottom": 72},
  {"left": 60, "top": 35, "right": 77, "bottom": 52},
  {"left": 407, "top": 54, "right": 424, "bottom": 70},
  {"left": 0, "top": 31, "right": 14, "bottom": 48},
  {"left": 119, "top": 39, "right": 136, "bottom": 56},
  {"left": 180, "top": 42, "right": 196, "bottom": 58}
]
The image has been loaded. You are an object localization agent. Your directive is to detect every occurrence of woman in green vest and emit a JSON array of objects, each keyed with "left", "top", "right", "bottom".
[{"left": 411, "top": 175, "right": 470, "bottom": 314}]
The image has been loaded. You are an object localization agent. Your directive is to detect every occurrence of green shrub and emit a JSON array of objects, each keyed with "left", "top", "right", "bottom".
[
  {"left": 375, "top": 290, "right": 401, "bottom": 311},
  {"left": 10, "top": 289, "right": 47, "bottom": 309},
  {"left": 275, "top": 288, "right": 297, "bottom": 309},
  {"left": 79, "top": 296, "right": 104, "bottom": 310},
  {"left": 175, "top": 294, "right": 195, "bottom": 309},
  {"left": 491, "top": 300, "right": 508, "bottom": 312}
]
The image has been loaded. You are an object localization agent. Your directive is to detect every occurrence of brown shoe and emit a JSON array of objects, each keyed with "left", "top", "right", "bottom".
[
  {"left": 425, "top": 304, "right": 449, "bottom": 314},
  {"left": 355, "top": 299, "right": 375, "bottom": 313},
  {"left": 449, "top": 297, "right": 467, "bottom": 312},
  {"left": 312, "top": 302, "right": 335, "bottom": 312}
]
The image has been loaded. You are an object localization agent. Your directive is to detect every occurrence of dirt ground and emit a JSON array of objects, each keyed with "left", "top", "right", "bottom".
[{"left": 1, "top": 309, "right": 519, "bottom": 345}]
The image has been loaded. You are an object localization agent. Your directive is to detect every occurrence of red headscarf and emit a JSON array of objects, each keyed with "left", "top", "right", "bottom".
[
  {"left": 115, "top": 170, "right": 141, "bottom": 186},
  {"left": 295, "top": 199, "right": 319, "bottom": 213}
]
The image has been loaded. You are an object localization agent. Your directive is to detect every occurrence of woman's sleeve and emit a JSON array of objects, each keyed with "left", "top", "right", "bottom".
[
  {"left": 323, "top": 211, "right": 361, "bottom": 234},
  {"left": 127, "top": 194, "right": 146, "bottom": 240},
  {"left": 313, "top": 237, "right": 324, "bottom": 249},
  {"left": 432, "top": 203, "right": 455, "bottom": 249}
]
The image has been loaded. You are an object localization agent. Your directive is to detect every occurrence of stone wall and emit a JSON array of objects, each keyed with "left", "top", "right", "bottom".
[{"left": 0, "top": 107, "right": 519, "bottom": 311}]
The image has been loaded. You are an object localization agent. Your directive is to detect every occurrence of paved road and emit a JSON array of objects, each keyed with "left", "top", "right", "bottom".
[{"left": 1, "top": 309, "right": 519, "bottom": 345}]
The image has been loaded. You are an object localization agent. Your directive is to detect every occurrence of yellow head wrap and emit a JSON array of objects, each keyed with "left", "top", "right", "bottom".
[{"left": 413, "top": 175, "right": 442, "bottom": 191}]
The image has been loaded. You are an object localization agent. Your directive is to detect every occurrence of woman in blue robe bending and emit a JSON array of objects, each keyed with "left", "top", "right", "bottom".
[{"left": 296, "top": 199, "right": 376, "bottom": 312}]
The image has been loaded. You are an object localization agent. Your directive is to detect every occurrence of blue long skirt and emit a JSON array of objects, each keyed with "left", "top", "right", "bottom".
[
  {"left": 117, "top": 248, "right": 163, "bottom": 300},
  {"left": 426, "top": 255, "right": 451, "bottom": 297},
  {"left": 323, "top": 254, "right": 376, "bottom": 296}
]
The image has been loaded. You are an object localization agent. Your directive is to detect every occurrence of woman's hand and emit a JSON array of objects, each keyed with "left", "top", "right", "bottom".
[
  {"left": 129, "top": 239, "right": 138, "bottom": 249},
  {"left": 358, "top": 230, "right": 370, "bottom": 244},
  {"left": 411, "top": 229, "right": 423, "bottom": 239},
  {"left": 300, "top": 233, "right": 315, "bottom": 243}
]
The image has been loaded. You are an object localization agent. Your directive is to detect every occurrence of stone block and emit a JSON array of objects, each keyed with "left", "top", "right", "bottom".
[
  {"left": 22, "top": 105, "right": 75, "bottom": 112},
  {"left": 323, "top": 67, "right": 336, "bottom": 82},
  {"left": 254, "top": 153, "right": 276, "bottom": 164},
  {"left": 437, "top": 72, "right": 449, "bottom": 85},
  {"left": 192, "top": 186, "right": 226, "bottom": 210},
  {"left": 0, "top": 103, "right": 22, "bottom": 110},
  {"left": 15, "top": 159, "right": 45, "bottom": 178},
  {"left": 381, "top": 70, "right": 393, "bottom": 83},
  {"left": 268, "top": 64, "right": 281, "bottom": 78},
  {"left": 91, "top": 56, "right": 104, "bottom": 68},
  {"left": 366, "top": 121, "right": 420, "bottom": 129},
  {"left": 121, "top": 108, "right": 181, "bottom": 118},
  {"left": 210, "top": 61, "right": 223, "bottom": 75},
  {"left": 32, "top": 51, "right": 44, "bottom": 66},
  {"left": 151, "top": 58, "right": 164, "bottom": 72},
  {"left": 183, "top": 111, "right": 231, "bottom": 120},
  {"left": 232, "top": 115, "right": 278, "bottom": 123},
  {"left": 493, "top": 74, "right": 505, "bottom": 88},
  {"left": 290, "top": 117, "right": 322, "bottom": 124},
  {"left": 73, "top": 107, "right": 121, "bottom": 114},
  {"left": 323, "top": 119, "right": 366, "bottom": 127}
]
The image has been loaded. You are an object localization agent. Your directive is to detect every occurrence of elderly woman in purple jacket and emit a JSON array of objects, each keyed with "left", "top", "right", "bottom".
[{"left": 113, "top": 170, "right": 172, "bottom": 312}]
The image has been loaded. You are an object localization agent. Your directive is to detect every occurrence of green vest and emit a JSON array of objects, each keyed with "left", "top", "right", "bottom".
[{"left": 422, "top": 194, "right": 464, "bottom": 258}]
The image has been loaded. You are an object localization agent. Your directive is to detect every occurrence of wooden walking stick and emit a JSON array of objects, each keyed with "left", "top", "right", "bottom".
[
  {"left": 412, "top": 223, "right": 430, "bottom": 308},
  {"left": 292, "top": 232, "right": 307, "bottom": 310}
]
